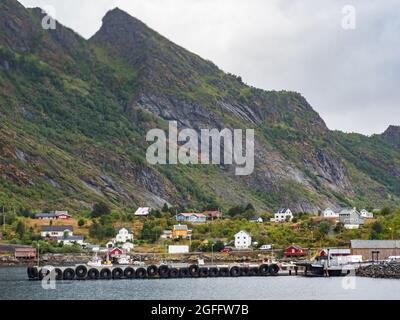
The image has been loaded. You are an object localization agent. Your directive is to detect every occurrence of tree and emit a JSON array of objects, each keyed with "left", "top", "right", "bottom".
[
  {"left": 91, "top": 202, "right": 111, "bottom": 218},
  {"left": 16, "top": 221, "right": 25, "bottom": 238},
  {"left": 334, "top": 222, "right": 344, "bottom": 234},
  {"left": 18, "top": 208, "right": 32, "bottom": 218},
  {"left": 214, "top": 240, "right": 225, "bottom": 252},
  {"left": 372, "top": 222, "right": 383, "bottom": 234},
  {"left": 89, "top": 221, "right": 104, "bottom": 239},
  {"left": 380, "top": 207, "right": 392, "bottom": 216},
  {"left": 245, "top": 203, "right": 255, "bottom": 212},
  {"left": 227, "top": 205, "right": 244, "bottom": 217},
  {"left": 140, "top": 220, "right": 164, "bottom": 243},
  {"left": 150, "top": 209, "right": 161, "bottom": 218},
  {"left": 162, "top": 203, "right": 169, "bottom": 213},
  {"left": 318, "top": 221, "right": 331, "bottom": 236},
  {"left": 78, "top": 219, "right": 85, "bottom": 227}
]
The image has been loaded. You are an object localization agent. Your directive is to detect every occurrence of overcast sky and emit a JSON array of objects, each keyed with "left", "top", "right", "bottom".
[{"left": 19, "top": 0, "right": 400, "bottom": 135}]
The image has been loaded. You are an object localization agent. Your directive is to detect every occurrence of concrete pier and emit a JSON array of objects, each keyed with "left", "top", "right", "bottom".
[{"left": 27, "top": 263, "right": 284, "bottom": 280}]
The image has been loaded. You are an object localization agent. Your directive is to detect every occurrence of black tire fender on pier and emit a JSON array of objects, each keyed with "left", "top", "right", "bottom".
[
  {"left": 240, "top": 267, "right": 250, "bottom": 277},
  {"left": 230, "top": 266, "right": 240, "bottom": 277},
  {"left": 124, "top": 267, "right": 135, "bottom": 279},
  {"left": 147, "top": 265, "right": 158, "bottom": 278},
  {"left": 218, "top": 267, "right": 230, "bottom": 277},
  {"left": 100, "top": 268, "right": 111, "bottom": 280},
  {"left": 112, "top": 267, "right": 123, "bottom": 279},
  {"left": 63, "top": 268, "right": 75, "bottom": 280},
  {"left": 75, "top": 265, "right": 87, "bottom": 279},
  {"left": 259, "top": 264, "right": 269, "bottom": 276},
  {"left": 31, "top": 267, "right": 39, "bottom": 279},
  {"left": 136, "top": 267, "right": 147, "bottom": 279},
  {"left": 55, "top": 268, "right": 63, "bottom": 280},
  {"left": 249, "top": 267, "right": 259, "bottom": 276},
  {"left": 27, "top": 267, "right": 37, "bottom": 280},
  {"left": 199, "top": 267, "right": 210, "bottom": 277},
  {"left": 169, "top": 268, "right": 179, "bottom": 278},
  {"left": 158, "top": 265, "right": 170, "bottom": 278},
  {"left": 88, "top": 268, "right": 99, "bottom": 280},
  {"left": 268, "top": 264, "right": 279, "bottom": 276},
  {"left": 209, "top": 267, "right": 219, "bottom": 277},
  {"left": 189, "top": 264, "right": 199, "bottom": 277},
  {"left": 179, "top": 267, "right": 190, "bottom": 278}
]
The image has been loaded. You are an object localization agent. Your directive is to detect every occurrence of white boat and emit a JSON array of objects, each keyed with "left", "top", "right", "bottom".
[
  {"left": 87, "top": 253, "right": 105, "bottom": 267},
  {"left": 117, "top": 254, "right": 131, "bottom": 265}
]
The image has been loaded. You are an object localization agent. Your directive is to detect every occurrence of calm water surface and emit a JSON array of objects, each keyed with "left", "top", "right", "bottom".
[{"left": 1, "top": 267, "right": 399, "bottom": 300}]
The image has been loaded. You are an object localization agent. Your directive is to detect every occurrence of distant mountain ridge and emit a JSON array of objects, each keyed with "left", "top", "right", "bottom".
[
  {"left": 0, "top": 0, "right": 399, "bottom": 213},
  {"left": 382, "top": 126, "right": 400, "bottom": 150}
]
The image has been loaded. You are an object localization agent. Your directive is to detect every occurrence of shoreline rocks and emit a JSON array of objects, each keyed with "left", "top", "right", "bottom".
[{"left": 356, "top": 263, "right": 400, "bottom": 279}]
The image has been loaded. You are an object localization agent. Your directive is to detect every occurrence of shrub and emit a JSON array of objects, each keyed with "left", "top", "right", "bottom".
[{"left": 91, "top": 202, "right": 111, "bottom": 218}]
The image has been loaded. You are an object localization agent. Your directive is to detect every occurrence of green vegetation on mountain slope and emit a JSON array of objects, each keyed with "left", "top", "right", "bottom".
[{"left": 0, "top": 0, "right": 399, "bottom": 215}]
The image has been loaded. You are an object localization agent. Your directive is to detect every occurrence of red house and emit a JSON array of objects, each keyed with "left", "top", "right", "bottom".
[
  {"left": 203, "top": 210, "right": 222, "bottom": 219},
  {"left": 109, "top": 247, "right": 123, "bottom": 257},
  {"left": 284, "top": 245, "right": 306, "bottom": 257},
  {"left": 15, "top": 247, "right": 36, "bottom": 259}
]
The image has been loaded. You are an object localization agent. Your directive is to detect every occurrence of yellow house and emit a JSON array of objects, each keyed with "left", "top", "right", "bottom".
[{"left": 172, "top": 224, "right": 190, "bottom": 238}]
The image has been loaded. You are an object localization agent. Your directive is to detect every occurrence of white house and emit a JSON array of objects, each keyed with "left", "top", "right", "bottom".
[
  {"left": 107, "top": 227, "right": 134, "bottom": 249},
  {"left": 249, "top": 217, "right": 263, "bottom": 223},
  {"left": 322, "top": 208, "right": 339, "bottom": 218},
  {"left": 360, "top": 209, "right": 374, "bottom": 219},
  {"left": 271, "top": 208, "right": 293, "bottom": 222},
  {"left": 40, "top": 225, "right": 73, "bottom": 238},
  {"left": 122, "top": 242, "right": 134, "bottom": 253},
  {"left": 134, "top": 207, "right": 150, "bottom": 216},
  {"left": 161, "top": 230, "right": 172, "bottom": 240},
  {"left": 234, "top": 230, "right": 252, "bottom": 250},
  {"left": 168, "top": 245, "right": 189, "bottom": 254},
  {"left": 57, "top": 235, "right": 84, "bottom": 246},
  {"left": 115, "top": 227, "right": 134, "bottom": 243},
  {"left": 339, "top": 208, "right": 365, "bottom": 229}
]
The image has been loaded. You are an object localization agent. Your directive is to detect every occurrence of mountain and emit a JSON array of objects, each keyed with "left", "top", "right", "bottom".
[
  {"left": 0, "top": 0, "right": 399, "bottom": 213},
  {"left": 382, "top": 126, "right": 400, "bottom": 150}
]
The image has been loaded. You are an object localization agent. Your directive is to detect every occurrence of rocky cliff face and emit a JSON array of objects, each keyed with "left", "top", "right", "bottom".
[
  {"left": 0, "top": 0, "right": 399, "bottom": 212},
  {"left": 382, "top": 126, "right": 400, "bottom": 150}
]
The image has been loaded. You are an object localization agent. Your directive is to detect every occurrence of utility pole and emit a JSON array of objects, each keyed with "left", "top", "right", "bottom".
[
  {"left": 37, "top": 241, "right": 40, "bottom": 267},
  {"left": 211, "top": 243, "right": 214, "bottom": 266},
  {"left": 2, "top": 206, "right": 5, "bottom": 232}
]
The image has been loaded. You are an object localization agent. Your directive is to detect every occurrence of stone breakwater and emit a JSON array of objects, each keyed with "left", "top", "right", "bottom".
[{"left": 356, "top": 263, "right": 400, "bottom": 279}]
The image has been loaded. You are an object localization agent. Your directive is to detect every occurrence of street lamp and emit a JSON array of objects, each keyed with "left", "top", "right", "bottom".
[
  {"left": 2, "top": 206, "right": 5, "bottom": 232},
  {"left": 211, "top": 243, "right": 215, "bottom": 266}
]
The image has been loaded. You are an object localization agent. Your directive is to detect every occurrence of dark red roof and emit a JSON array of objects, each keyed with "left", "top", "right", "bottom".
[
  {"left": 109, "top": 248, "right": 123, "bottom": 255},
  {"left": 284, "top": 245, "right": 306, "bottom": 257}
]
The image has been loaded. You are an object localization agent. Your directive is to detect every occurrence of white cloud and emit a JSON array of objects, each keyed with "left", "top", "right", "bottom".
[{"left": 19, "top": 0, "right": 400, "bottom": 135}]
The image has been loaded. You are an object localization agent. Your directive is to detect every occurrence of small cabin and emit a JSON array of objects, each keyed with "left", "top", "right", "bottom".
[
  {"left": 109, "top": 247, "right": 123, "bottom": 257},
  {"left": 319, "top": 248, "right": 351, "bottom": 257},
  {"left": 284, "top": 245, "right": 306, "bottom": 257}
]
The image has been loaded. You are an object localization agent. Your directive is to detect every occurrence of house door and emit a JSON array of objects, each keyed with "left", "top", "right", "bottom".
[{"left": 371, "top": 251, "right": 380, "bottom": 261}]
